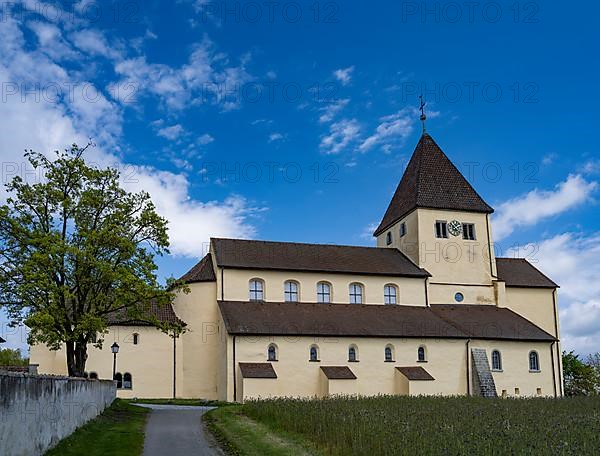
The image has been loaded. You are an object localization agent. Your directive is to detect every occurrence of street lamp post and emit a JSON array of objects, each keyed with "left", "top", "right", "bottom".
[{"left": 111, "top": 342, "right": 119, "bottom": 381}]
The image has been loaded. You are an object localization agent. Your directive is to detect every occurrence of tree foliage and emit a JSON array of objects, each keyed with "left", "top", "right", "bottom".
[
  {"left": 562, "top": 351, "right": 599, "bottom": 396},
  {"left": 0, "top": 347, "right": 29, "bottom": 366},
  {"left": 0, "top": 145, "right": 185, "bottom": 376}
]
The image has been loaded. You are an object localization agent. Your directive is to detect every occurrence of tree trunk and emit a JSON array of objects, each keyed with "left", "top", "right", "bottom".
[{"left": 65, "top": 339, "right": 88, "bottom": 377}]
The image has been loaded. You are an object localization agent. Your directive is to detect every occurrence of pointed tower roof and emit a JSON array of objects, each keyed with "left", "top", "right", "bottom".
[{"left": 373, "top": 133, "right": 494, "bottom": 236}]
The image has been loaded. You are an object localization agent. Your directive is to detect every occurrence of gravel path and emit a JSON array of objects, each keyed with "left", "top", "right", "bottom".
[{"left": 134, "top": 404, "right": 224, "bottom": 456}]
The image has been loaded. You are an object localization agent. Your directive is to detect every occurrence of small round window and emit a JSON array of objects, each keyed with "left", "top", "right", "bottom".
[{"left": 454, "top": 292, "right": 464, "bottom": 302}]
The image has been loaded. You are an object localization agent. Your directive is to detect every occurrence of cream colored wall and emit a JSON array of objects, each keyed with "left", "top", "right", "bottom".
[
  {"left": 221, "top": 269, "right": 426, "bottom": 306},
  {"left": 376, "top": 209, "right": 496, "bottom": 286},
  {"left": 428, "top": 283, "right": 496, "bottom": 305},
  {"left": 377, "top": 210, "right": 420, "bottom": 265},
  {"left": 30, "top": 326, "right": 178, "bottom": 399},
  {"left": 502, "top": 287, "right": 557, "bottom": 337},
  {"left": 416, "top": 209, "right": 495, "bottom": 285},
  {"left": 470, "top": 340, "right": 558, "bottom": 397},
  {"left": 172, "top": 281, "right": 221, "bottom": 399},
  {"left": 232, "top": 335, "right": 468, "bottom": 401}
]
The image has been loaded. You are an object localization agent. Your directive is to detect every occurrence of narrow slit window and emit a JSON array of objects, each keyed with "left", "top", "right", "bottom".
[
  {"left": 399, "top": 222, "right": 407, "bottom": 237},
  {"left": 386, "top": 231, "right": 392, "bottom": 245}
]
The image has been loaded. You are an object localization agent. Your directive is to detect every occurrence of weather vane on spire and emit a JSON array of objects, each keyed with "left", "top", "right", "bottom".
[{"left": 419, "top": 92, "right": 427, "bottom": 133}]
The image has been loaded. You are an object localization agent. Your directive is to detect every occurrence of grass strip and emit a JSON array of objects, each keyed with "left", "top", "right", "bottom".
[
  {"left": 45, "top": 399, "right": 149, "bottom": 456},
  {"left": 204, "top": 405, "right": 319, "bottom": 456}
]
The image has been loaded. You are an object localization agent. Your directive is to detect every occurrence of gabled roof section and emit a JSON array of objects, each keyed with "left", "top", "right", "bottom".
[
  {"left": 430, "top": 304, "right": 556, "bottom": 341},
  {"left": 179, "top": 253, "right": 216, "bottom": 283},
  {"left": 374, "top": 133, "right": 494, "bottom": 236},
  {"left": 105, "top": 301, "right": 186, "bottom": 327},
  {"left": 239, "top": 362, "right": 277, "bottom": 379},
  {"left": 218, "top": 301, "right": 556, "bottom": 342},
  {"left": 320, "top": 366, "right": 356, "bottom": 380},
  {"left": 211, "top": 238, "right": 429, "bottom": 278},
  {"left": 496, "top": 258, "right": 558, "bottom": 288},
  {"left": 396, "top": 366, "right": 434, "bottom": 381}
]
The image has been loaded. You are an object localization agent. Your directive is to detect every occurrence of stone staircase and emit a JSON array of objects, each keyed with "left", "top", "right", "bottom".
[{"left": 471, "top": 348, "right": 498, "bottom": 397}]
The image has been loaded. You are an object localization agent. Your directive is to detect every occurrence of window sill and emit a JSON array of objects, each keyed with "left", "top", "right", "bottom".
[
  {"left": 309, "top": 359, "right": 321, "bottom": 362},
  {"left": 348, "top": 360, "right": 359, "bottom": 363},
  {"left": 417, "top": 360, "right": 428, "bottom": 363},
  {"left": 491, "top": 369, "right": 503, "bottom": 373},
  {"left": 268, "top": 360, "right": 278, "bottom": 362},
  {"left": 384, "top": 360, "right": 395, "bottom": 363},
  {"left": 529, "top": 369, "right": 540, "bottom": 373}
]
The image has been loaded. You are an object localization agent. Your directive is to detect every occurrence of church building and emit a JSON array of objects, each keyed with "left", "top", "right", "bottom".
[{"left": 31, "top": 129, "right": 563, "bottom": 402}]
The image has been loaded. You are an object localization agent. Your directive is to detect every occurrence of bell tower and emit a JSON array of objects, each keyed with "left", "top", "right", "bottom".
[{"left": 374, "top": 125, "right": 498, "bottom": 302}]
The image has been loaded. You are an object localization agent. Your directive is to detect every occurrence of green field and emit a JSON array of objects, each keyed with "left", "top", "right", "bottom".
[{"left": 211, "top": 396, "right": 600, "bottom": 455}]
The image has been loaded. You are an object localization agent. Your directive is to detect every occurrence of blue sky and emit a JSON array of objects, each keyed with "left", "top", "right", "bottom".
[{"left": 0, "top": 1, "right": 599, "bottom": 355}]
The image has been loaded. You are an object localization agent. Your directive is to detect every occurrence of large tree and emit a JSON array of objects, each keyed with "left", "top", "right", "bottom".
[
  {"left": 0, "top": 145, "right": 184, "bottom": 377},
  {"left": 562, "top": 351, "right": 599, "bottom": 396}
]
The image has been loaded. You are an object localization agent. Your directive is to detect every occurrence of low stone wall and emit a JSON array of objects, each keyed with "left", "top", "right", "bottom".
[{"left": 0, "top": 372, "right": 116, "bottom": 456}]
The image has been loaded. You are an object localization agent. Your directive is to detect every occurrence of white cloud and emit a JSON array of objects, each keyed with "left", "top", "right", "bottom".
[
  {"left": 319, "top": 98, "right": 350, "bottom": 123},
  {"left": 542, "top": 153, "right": 557, "bottom": 166},
  {"left": 268, "top": 132, "right": 284, "bottom": 143},
  {"left": 198, "top": 133, "right": 214, "bottom": 145},
  {"left": 320, "top": 119, "right": 361, "bottom": 155},
  {"left": 506, "top": 233, "right": 600, "bottom": 356},
  {"left": 493, "top": 175, "right": 597, "bottom": 241},
  {"left": 0, "top": 12, "right": 259, "bottom": 259},
  {"left": 582, "top": 160, "right": 600, "bottom": 175},
  {"left": 112, "top": 37, "right": 252, "bottom": 111},
  {"left": 70, "top": 29, "right": 122, "bottom": 60},
  {"left": 157, "top": 124, "right": 185, "bottom": 140},
  {"left": 333, "top": 66, "right": 354, "bottom": 86},
  {"left": 359, "top": 107, "right": 415, "bottom": 152}
]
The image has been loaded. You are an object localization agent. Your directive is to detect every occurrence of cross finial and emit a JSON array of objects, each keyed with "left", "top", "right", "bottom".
[{"left": 419, "top": 93, "right": 427, "bottom": 133}]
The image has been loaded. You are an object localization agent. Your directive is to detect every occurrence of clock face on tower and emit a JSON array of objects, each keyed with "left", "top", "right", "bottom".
[{"left": 448, "top": 220, "right": 462, "bottom": 237}]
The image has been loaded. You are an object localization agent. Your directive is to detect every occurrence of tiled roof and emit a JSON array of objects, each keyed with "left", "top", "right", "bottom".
[
  {"left": 179, "top": 253, "right": 216, "bottom": 283},
  {"left": 239, "top": 362, "right": 277, "bottom": 378},
  {"left": 211, "top": 238, "right": 429, "bottom": 278},
  {"left": 496, "top": 258, "right": 558, "bottom": 288},
  {"left": 105, "top": 301, "right": 186, "bottom": 327},
  {"left": 218, "top": 301, "right": 555, "bottom": 341},
  {"left": 320, "top": 366, "right": 357, "bottom": 380},
  {"left": 396, "top": 366, "right": 435, "bottom": 381},
  {"left": 430, "top": 304, "right": 555, "bottom": 341},
  {"left": 374, "top": 133, "right": 494, "bottom": 236}
]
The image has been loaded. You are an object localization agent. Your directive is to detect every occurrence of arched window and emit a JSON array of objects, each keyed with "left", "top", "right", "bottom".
[
  {"left": 267, "top": 344, "right": 278, "bottom": 361},
  {"left": 317, "top": 282, "right": 331, "bottom": 303},
  {"left": 284, "top": 281, "right": 299, "bottom": 302},
  {"left": 89, "top": 372, "right": 98, "bottom": 380},
  {"left": 529, "top": 351, "right": 540, "bottom": 371},
  {"left": 123, "top": 372, "right": 133, "bottom": 389},
  {"left": 348, "top": 345, "right": 358, "bottom": 362},
  {"left": 385, "top": 345, "right": 394, "bottom": 362},
  {"left": 132, "top": 333, "right": 139, "bottom": 345},
  {"left": 310, "top": 345, "right": 319, "bottom": 362},
  {"left": 349, "top": 283, "right": 363, "bottom": 304},
  {"left": 417, "top": 346, "right": 426, "bottom": 362},
  {"left": 491, "top": 350, "right": 502, "bottom": 371},
  {"left": 384, "top": 284, "right": 398, "bottom": 305},
  {"left": 114, "top": 372, "right": 123, "bottom": 389},
  {"left": 249, "top": 279, "right": 264, "bottom": 301}
]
